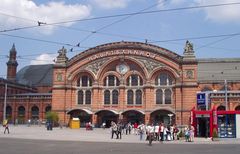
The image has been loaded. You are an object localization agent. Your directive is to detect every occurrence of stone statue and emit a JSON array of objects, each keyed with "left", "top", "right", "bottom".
[{"left": 184, "top": 40, "right": 194, "bottom": 53}]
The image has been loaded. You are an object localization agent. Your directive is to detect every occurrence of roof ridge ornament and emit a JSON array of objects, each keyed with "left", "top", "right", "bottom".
[
  {"left": 183, "top": 40, "right": 196, "bottom": 60},
  {"left": 55, "top": 46, "right": 68, "bottom": 65}
]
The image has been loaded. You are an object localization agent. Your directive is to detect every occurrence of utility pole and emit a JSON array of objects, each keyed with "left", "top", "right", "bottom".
[
  {"left": 3, "top": 83, "right": 7, "bottom": 121},
  {"left": 224, "top": 80, "right": 228, "bottom": 111}
]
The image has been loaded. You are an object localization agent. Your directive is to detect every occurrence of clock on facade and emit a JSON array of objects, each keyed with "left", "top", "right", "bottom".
[{"left": 116, "top": 63, "right": 129, "bottom": 74}]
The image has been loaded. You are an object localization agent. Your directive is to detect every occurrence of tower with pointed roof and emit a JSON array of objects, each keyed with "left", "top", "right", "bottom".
[{"left": 7, "top": 44, "right": 18, "bottom": 82}]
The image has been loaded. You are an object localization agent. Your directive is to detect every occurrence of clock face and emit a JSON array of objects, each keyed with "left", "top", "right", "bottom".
[{"left": 117, "top": 64, "right": 129, "bottom": 74}]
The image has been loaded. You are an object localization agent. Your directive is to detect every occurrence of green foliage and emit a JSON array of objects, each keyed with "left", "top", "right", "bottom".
[
  {"left": 178, "top": 131, "right": 184, "bottom": 138},
  {"left": 212, "top": 128, "right": 218, "bottom": 138},
  {"left": 45, "top": 111, "right": 59, "bottom": 124}
]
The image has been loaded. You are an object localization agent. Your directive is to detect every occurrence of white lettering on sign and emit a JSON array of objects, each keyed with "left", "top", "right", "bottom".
[{"left": 87, "top": 50, "right": 157, "bottom": 61}]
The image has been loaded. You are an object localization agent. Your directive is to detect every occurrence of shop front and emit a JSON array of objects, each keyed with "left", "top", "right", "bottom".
[{"left": 191, "top": 108, "right": 240, "bottom": 138}]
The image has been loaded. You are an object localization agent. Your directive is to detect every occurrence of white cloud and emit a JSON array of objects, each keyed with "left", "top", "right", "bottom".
[
  {"left": 194, "top": 0, "right": 240, "bottom": 23},
  {"left": 92, "top": 0, "right": 131, "bottom": 9},
  {"left": 30, "top": 53, "right": 57, "bottom": 65},
  {"left": 0, "top": 0, "right": 91, "bottom": 34}
]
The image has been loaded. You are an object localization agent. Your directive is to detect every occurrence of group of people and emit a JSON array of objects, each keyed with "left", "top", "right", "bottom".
[
  {"left": 109, "top": 121, "right": 184, "bottom": 142},
  {"left": 184, "top": 125, "right": 195, "bottom": 142}
]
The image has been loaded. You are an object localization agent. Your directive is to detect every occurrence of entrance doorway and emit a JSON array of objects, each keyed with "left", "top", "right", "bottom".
[
  {"left": 96, "top": 110, "right": 119, "bottom": 128},
  {"left": 196, "top": 117, "right": 210, "bottom": 137},
  {"left": 122, "top": 110, "right": 144, "bottom": 124},
  {"left": 150, "top": 110, "right": 175, "bottom": 125},
  {"left": 67, "top": 109, "right": 92, "bottom": 127}
]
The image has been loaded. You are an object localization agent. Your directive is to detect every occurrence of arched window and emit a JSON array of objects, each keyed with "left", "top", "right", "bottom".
[
  {"left": 201, "top": 86, "right": 212, "bottom": 92},
  {"left": 104, "top": 75, "right": 120, "bottom": 86},
  {"left": 112, "top": 90, "right": 119, "bottom": 104},
  {"left": 18, "top": 106, "right": 25, "bottom": 116},
  {"left": 136, "top": 90, "right": 142, "bottom": 104},
  {"left": 78, "top": 90, "right": 84, "bottom": 104},
  {"left": 165, "top": 89, "right": 172, "bottom": 104},
  {"left": 127, "top": 75, "right": 143, "bottom": 86},
  {"left": 45, "top": 106, "right": 51, "bottom": 112},
  {"left": 156, "top": 89, "right": 163, "bottom": 104},
  {"left": 217, "top": 106, "right": 226, "bottom": 111},
  {"left": 85, "top": 90, "right": 91, "bottom": 104},
  {"left": 31, "top": 106, "right": 39, "bottom": 118},
  {"left": 127, "top": 90, "right": 134, "bottom": 104},
  {"left": 220, "top": 86, "right": 231, "bottom": 91},
  {"left": 235, "top": 106, "right": 240, "bottom": 111},
  {"left": 78, "top": 75, "right": 92, "bottom": 87},
  {"left": 6, "top": 106, "right": 12, "bottom": 118},
  {"left": 104, "top": 90, "right": 110, "bottom": 104},
  {"left": 155, "top": 72, "right": 173, "bottom": 86}
]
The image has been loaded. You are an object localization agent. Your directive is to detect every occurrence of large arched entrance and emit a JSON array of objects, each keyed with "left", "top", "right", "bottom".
[
  {"left": 67, "top": 109, "right": 92, "bottom": 127},
  {"left": 95, "top": 110, "right": 119, "bottom": 128},
  {"left": 150, "top": 109, "right": 175, "bottom": 125},
  {"left": 18, "top": 106, "right": 25, "bottom": 124},
  {"left": 121, "top": 110, "right": 145, "bottom": 124}
]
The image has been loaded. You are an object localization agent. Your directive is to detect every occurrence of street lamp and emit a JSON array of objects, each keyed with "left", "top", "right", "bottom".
[
  {"left": 224, "top": 80, "right": 228, "bottom": 111},
  {"left": 168, "top": 113, "right": 174, "bottom": 125}
]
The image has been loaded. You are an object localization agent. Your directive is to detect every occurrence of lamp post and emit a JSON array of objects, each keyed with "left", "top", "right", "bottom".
[
  {"left": 3, "top": 83, "right": 7, "bottom": 121},
  {"left": 168, "top": 113, "right": 174, "bottom": 125},
  {"left": 224, "top": 80, "right": 228, "bottom": 111}
]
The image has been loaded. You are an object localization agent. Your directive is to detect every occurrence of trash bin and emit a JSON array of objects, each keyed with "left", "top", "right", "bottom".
[{"left": 70, "top": 118, "right": 80, "bottom": 129}]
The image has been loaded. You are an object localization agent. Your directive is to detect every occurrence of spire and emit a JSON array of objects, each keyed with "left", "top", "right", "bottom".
[
  {"left": 7, "top": 43, "right": 18, "bottom": 81},
  {"left": 10, "top": 43, "right": 16, "bottom": 53}
]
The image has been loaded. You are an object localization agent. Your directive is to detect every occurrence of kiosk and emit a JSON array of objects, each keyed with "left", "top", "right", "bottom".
[{"left": 70, "top": 118, "right": 80, "bottom": 129}]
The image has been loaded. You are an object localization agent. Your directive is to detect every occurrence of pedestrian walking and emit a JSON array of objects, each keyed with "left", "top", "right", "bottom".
[{"left": 3, "top": 120, "right": 10, "bottom": 134}]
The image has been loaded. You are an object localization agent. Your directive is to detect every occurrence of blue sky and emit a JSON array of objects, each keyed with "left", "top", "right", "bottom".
[{"left": 1, "top": 0, "right": 240, "bottom": 78}]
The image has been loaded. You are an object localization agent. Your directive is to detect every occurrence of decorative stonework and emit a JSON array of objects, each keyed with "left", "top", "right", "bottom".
[
  {"left": 135, "top": 57, "right": 165, "bottom": 73},
  {"left": 185, "top": 69, "right": 194, "bottom": 79},
  {"left": 84, "top": 58, "right": 110, "bottom": 75},
  {"left": 56, "top": 73, "right": 63, "bottom": 81},
  {"left": 55, "top": 47, "right": 68, "bottom": 65}
]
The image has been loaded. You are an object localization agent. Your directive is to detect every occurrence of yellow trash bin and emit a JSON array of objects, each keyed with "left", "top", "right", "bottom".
[{"left": 70, "top": 118, "right": 80, "bottom": 129}]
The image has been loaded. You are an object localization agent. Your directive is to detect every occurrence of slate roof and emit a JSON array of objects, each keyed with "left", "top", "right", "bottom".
[
  {"left": 16, "top": 64, "right": 53, "bottom": 86},
  {"left": 197, "top": 58, "right": 240, "bottom": 82}
]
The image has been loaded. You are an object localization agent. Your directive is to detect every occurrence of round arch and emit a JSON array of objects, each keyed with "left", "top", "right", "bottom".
[
  {"left": 6, "top": 106, "right": 12, "bottom": 122},
  {"left": 121, "top": 109, "right": 145, "bottom": 124},
  {"left": 217, "top": 105, "right": 226, "bottom": 111},
  {"left": 67, "top": 108, "right": 93, "bottom": 127},
  {"left": 235, "top": 105, "right": 240, "bottom": 111},
  {"left": 97, "top": 57, "right": 148, "bottom": 81},
  {"left": 31, "top": 106, "right": 39, "bottom": 120},
  {"left": 95, "top": 109, "right": 119, "bottom": 128},
  {"left": 150, "top": 109, "right": 175, "bottom": 125},
  {"left": 18, "top": 106, "right": 25, "bottom": 124},
  {"left": 150, "top": 66, "right": 179, "bottom": 82},
  {"left": 71, "top": 71, "right": 95, "bottom": 86}
]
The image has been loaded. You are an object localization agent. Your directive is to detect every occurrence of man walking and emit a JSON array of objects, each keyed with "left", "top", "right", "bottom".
[{"left": 3, "top": 120, "right": 10, "bottom": 134}]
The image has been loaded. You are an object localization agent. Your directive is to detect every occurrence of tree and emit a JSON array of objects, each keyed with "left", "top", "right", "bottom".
[{"left": 45, "top": 111, "right": 59, "bottom": 126}]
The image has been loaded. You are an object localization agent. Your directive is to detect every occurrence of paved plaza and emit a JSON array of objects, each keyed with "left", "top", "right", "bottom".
[{"left": 1, "top": 124, "right": 240, "bottom": 144}]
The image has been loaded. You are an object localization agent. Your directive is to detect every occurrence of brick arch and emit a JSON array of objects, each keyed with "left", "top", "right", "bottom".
[
  {"left": 201, "top": 86, "right": 213, "bottom": 92},
  {"left": 99, "top": 71, "right": 122, "bottom": 86},
  {"left": 71, "top": 71, "right": 95, "bottom": 86},
  {"left": 149, "top": 67, "right": 178, "bottom": 85},
  {"left": 97, "top": 56, "right": 148, "bottom": 81}
]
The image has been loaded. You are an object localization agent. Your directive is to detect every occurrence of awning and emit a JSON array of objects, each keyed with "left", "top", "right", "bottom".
[
  {"left": 95, "top": 109, "right": 119, "bottom": 115},
  {"left": 120, "top": 109, "right": 145, "bottom": 115},
  {"left": 66, "top": 108, "right": 93, "bottom": 114}
]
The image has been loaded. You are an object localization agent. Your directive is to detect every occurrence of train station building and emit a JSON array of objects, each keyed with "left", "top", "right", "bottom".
[{"left": 1, "top": 41, "right": 240, "bottom": 137}]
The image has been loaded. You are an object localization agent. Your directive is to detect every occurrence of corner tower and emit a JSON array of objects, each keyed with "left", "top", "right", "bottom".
[{"left": 7, "top": 44, "right": 18, "bottom": 82}]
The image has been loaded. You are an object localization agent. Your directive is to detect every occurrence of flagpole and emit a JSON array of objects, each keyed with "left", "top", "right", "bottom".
[{"left": 3, "top": 83, "right": 7, "bottom": 121}]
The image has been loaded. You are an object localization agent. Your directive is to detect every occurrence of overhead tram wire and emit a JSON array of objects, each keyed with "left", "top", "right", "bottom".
[
  {"left": 79, "top": 0, "right": 168, "bottom": 43},
  {"left": 1, "top": 2, "right": 240, "bottom": 33},
  {"left": 149, "top": 32, "right": 240, "bottom": 43},
  {"left": 0, "top": 33, "right": 91, "bottom": 49}
]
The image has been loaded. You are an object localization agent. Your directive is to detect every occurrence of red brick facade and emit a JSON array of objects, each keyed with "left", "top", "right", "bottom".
[{"left": 52, "top": 42, "right": 201, "bottom": 126}]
